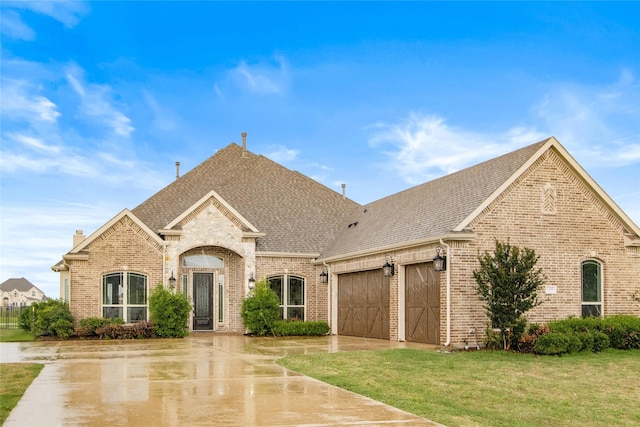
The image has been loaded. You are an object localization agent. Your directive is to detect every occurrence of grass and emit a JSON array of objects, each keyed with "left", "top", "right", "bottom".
[
  {"left": 278, "top": 348, "right": 640, "bottom": 427},
  {"left": 0, "top": 363, "right": 44, "bottom": 424},
  {"left": 0, "top": 329, "right": 35, "bottom": 343}
]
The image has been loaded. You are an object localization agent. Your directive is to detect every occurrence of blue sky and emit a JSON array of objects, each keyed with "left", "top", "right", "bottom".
[{"left": 1, "top": 1, "right": 639, "bottom": 298}]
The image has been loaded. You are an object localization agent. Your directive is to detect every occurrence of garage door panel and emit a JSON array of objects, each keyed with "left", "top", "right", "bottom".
[
  {"left": 338, "top": 270, "right": 389, "bottom": 339},
  {"left": 405, "top": 263, "right": 440, "bottom": 344}
]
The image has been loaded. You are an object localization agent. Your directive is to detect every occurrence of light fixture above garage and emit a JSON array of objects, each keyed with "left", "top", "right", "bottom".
[
  {"left": 433, "top": 246, "right": 447, "bottom": 272},
  {"left": 383, "top": 256, "right": 395, "bottom": 277},
  {"left": 319, "top": 268, "right": 328, "bottom": 283}
]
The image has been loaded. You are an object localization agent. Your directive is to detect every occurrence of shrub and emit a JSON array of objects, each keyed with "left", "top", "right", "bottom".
[
  {"left": 484, "top": 328, "right": 504, "bottom": 350},
  {"left": 76, "top": 317, "right": 124, "bottom": 338},
  {"left": 575, "top": 331, "right": 595, "bottom": 352},
  {"left": 95, "top": 321, "right": 154, "bottom": 339},
  {"left": 18, "top": 306, "right": 34, "bottom": 331},
  {"left": 517, "top": 323, "right": 550, "bottom": 354},
  {"left": 591, "top": 331, "right": 610, "bottom": 352},
  {"left": 533, "top": 332, "right": 581, "bottom": 355},
  {"left": 272, "top": 320, "right": 330, "bottom": 336},
  {"left": 19, "top": 300, "right": 75, "bottom": 338},
  {"left": 547, "top": 315, "right": 639, "bottom": 351},
  {"left": 149, "top": 285, "right": 192, "bottom": 338},
  {"left": 241, "top": 280, "right": 280, "bottom": 336},
  {"left": 600, "top": 315, "right": 640, "bottom": 350}
]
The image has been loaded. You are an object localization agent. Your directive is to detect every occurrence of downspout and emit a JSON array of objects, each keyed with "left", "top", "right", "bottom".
[
  {"left": 323, "top": 261, "right": 332, "bottom": 334},
  {"left": 440, "top": 239, "right": 451, "bottom": 347}
]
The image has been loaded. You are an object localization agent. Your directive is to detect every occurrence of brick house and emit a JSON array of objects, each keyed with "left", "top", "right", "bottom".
[
  {"left": 1, "top": 278, "right": 47, "bottom": 307},
  {"left": 52, "top": 135, "right": 640, "bottom": 347}
]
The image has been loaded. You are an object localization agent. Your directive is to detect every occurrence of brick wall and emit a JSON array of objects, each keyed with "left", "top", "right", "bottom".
[
  {"left": 69, "top": 216, "right": 163, "bottom": 323},
  {"left": 256, "top": 255, "right": 329, "bottom": 321},
  {"left": 449, "top": 148, "right": 640, "bottom": 345}
]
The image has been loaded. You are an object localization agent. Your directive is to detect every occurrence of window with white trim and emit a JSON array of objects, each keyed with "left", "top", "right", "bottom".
[
  {"left": 581, "top": 260, "right": 602, "bottom": 317},
  {"left": 102, "top": 272, "right": 148, "bottom": 322},
  {"left": 268, "top": 275, "right": 305, "bottom": 320}
]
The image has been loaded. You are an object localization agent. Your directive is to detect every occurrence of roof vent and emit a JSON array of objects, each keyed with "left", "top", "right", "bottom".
[
  {"left": 175, "top": 161, "right": 180, "bottom": 180},
  {"left": 342, "top": 183, "right": 346, "bottom": 199},
  {"left": 242, "top": 132, "right": 247, "bottom": 158}
]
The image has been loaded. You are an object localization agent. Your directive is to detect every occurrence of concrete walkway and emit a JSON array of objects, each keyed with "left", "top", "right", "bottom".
[{"left": 1, "top": 335, "right": 442, "bottom": 426}]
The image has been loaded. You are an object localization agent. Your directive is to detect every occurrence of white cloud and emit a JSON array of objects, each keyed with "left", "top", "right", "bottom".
[
  {"left": 0, "top": 10, "right": 35, "bottom": 40},
  {"left": 223, "top": 55, "right": 289, "bottom": 95},
  {"left": 142, "top": 90, "right": 177, "bottom": 132},
  {"left": 0, "top": 202, "right": 110, "bottom": 298},
  {"left": 265, "top": 145, "right": 301, "bottom": 163},
  {"left": 5, "top": 1, "right": 89, "bottom": 28},
  {"left": 65, "top": 65, "right": 135, "bottom": 137},
  {"left": 370, "top": 70, "right": 640, "bottom": 186},
  {"left": 9, "top": 133, "right": 61, "bottom": 153},
  {"left": 535, "top": 70, "right": 640, "bottom": 167},
  {"left": 369, "top": 113, "right": 545, "bottom": 184},
  {"left": 0, "top": 78, "right": 61, "bottom": 123}
]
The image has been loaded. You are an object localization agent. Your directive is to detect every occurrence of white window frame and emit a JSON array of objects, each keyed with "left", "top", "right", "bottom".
[
  {"left": 581, "top": 260, "right": 603, "bottom": 318},
  {"left": 267, "top": 274, "right": 306, "bottom": 320},
  {"left": 102, "top": 272, "right": 148, "bottom": 322}
]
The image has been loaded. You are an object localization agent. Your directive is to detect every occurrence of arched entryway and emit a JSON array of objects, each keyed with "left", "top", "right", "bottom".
[{"left": 178, "top": 246, "right": 244, "bottom": 332}]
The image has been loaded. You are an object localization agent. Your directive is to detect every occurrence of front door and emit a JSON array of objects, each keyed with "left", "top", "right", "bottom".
[{"left": 193, "top": 272, "right": 214, "bottom": 331}]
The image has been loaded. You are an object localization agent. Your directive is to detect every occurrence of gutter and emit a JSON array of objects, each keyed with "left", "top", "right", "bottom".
[{"left": 316, "top": 232, "right": 475, "bottom": 264}]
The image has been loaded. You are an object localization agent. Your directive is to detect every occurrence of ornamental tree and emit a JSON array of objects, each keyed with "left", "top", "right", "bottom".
[{"left": 473, "top": 240, "right": 545, "bottom": 350}]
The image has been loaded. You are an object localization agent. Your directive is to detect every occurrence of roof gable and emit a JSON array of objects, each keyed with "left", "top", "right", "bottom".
[
  {"left": 163, "top": 190, "right": 260, "bottom": 233},
  {"left": 321, "top": 137, "right": 640, "bottom": 260},
  {"left": 133, "top": 143, "right": 360, "bottom": 253},
  {"left": 320, "top": 138, "right": 551, "bottom": 259},
  {"left": 69, "top": 209, "right": 165, "bottom": 254}
]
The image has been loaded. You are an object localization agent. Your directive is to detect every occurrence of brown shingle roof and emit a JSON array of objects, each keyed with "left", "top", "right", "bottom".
[
  {"left": 132, "top": 143, "right": 360, "bottom": 253},
  {"left": 320, "top": 139, "right": 550, "bottom": 259},
  {"left": 0, "top": 277, "right": 42, "bottom": 293}
]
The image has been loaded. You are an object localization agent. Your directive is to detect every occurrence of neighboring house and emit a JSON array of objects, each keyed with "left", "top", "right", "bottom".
[
  {"left": 52, "top": 135, "right": 640, "bottom": 347},
  {"left": 1, "top": 278, "right": 47, "bottom": 307}
]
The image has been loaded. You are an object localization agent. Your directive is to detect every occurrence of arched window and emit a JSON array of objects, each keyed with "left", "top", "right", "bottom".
[
  {"left": 182, "top": 254, "right": 224, "bottom": 268},
  {"left": 102, "top": 272, "right": 148, "bottom": 322},
  {"left": 267, "top": 275, "right": 305, "bottom": 320},
  {"left": 581, "top": 260, "right": 602, "bottom": 318}
]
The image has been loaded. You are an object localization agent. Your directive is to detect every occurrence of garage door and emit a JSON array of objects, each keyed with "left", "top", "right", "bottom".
[
  {"left": 338, "top": 269, "right": 389, "bottom": 339},
  {"left": 405, "top": 263, "right": 440, "bottom": 344}
]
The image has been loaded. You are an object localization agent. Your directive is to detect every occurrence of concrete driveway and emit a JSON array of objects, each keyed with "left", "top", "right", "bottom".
[{"left": 1, "top": 334, "right": 442, "bottom": 426}]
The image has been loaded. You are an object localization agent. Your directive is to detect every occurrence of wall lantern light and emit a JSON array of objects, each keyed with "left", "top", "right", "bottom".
[
  {"left": 383, "top": 256, "right": 395, "bottom": 277},
  {"left": 168, "top": 271, "right": 177, "bottom": 289},
  {"left": 433, "top": 246, "right": 447, "bottom": 272},
  {"left": 248, "top": 273, "right": 256, "bottom": 290},
  {"left": 319, "top": 268, "right": 329, "bottom": 284}
]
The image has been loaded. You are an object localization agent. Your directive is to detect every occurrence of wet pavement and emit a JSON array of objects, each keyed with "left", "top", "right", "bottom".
[{"left": 1, "top": 334, "right": 442, "bottom": 426}]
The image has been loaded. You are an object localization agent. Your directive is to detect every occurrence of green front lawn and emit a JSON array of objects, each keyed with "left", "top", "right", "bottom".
[
  {"left": 0, "top": 329, "right": 35, "bottom": 343},
  {"left": 278, "top": 348, "right": 640, "bottom": 427},
  {"left": 0, "top": 363, "right": 44, "bottom": 424}
]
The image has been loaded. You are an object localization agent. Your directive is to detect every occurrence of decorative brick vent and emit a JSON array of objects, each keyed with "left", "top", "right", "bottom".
[{"left": 541, "top": 183, "right": 557, "bottom": 215}]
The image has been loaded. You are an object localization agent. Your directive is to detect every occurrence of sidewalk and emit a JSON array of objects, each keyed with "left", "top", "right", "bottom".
[{"left": 1, "top": 335, "right": 442, "bottom": 426}]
